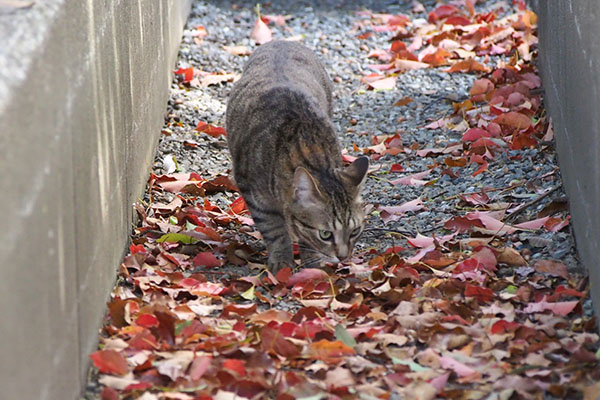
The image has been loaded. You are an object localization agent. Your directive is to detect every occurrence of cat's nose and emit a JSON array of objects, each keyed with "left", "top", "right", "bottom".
[{"left": 336, "top": 245, "right": 350, "bottom": 260}]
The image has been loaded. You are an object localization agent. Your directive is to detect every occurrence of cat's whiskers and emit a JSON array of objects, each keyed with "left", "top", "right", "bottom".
[{"left": 296, "top": 244, "right": 340, "bottom": 267}]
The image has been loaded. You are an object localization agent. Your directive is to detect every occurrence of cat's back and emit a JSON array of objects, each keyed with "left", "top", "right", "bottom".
[{"left": 226, "top": 41, "right": 332, "bottom": 127}]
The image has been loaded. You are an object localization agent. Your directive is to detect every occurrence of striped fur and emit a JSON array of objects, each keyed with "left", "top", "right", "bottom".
[{"left": 226, "top": 41, "right": 369, "bottom": 272}]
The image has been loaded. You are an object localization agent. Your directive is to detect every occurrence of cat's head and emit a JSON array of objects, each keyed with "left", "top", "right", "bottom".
[{"left": 289, "top": 156, "right": 369, "bottom": 265}]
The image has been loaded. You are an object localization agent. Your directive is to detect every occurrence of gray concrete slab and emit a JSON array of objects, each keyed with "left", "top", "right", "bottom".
[
  {"left": 532, "top": 0, "right": 600, "bottom": 318},
  {"left": 0, "top": 0, "right": 192, "bottom": 398}
]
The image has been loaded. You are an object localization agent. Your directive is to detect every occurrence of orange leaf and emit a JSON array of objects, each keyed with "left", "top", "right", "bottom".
[
  {"left": 422, "top": 48, "right": 453, "bottom": 67},
  {"left": 446, "top": 58, "right": 491, "bottom": 73},
  {"left": 307, "top": 340, "right": 355, "bottom": 364},
  {"left": 229, "top": 197, "right": 248, "bottom": 215},
  {"left": 196, "top": 121, "right": 227, "bottom": 137},
  {"left": 393, "top": 97, "right": 413, "bottom": 107}
]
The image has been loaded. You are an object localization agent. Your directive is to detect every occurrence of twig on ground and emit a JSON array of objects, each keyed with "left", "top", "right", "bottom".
[{"left": 506, "top": 185, "right": 561, "bottom": 222}]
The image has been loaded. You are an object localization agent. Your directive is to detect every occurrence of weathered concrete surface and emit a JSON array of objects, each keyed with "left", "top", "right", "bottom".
[
  {"left": 0, "top": 0, "right": 191, "bottom": 398},
  {"left": 532, "top": 1, "right": 600, "bottom": 317}
]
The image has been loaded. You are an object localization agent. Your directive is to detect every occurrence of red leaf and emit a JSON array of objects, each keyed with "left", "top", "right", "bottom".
[
  {"left": 223, "top": 359, "right": 246, "bottom": 378},
  {"left": 462, "top": 128, "right": 491, "bottom": 142},
  {"left": 174, "top": 67, "right": 194, "bottom": 82},
  {"left": 274, "top": 267, "right": 292, "bottom": 284},
  {"left": 471, "top": 246, "right": 498, "bottom": 271},
  {"left": 101, "top": 387, "right": 120, "bottom": 400},
  {"left": 229, "top": 197, "right": 248, "bottom": 215},
  {"left": 511, "top": 132, "right": 538, "bottom": 150},
  {"left": 192, "top": 251, "right": 222, "bottom": 267},
  {"left": 90, "top": 350, "right": 129, "bottom": 376},
  {"left": 128, "top": 329, "right": 158, "bottom": 350},
  {"left": 129, "top": 243, "right": 145, "bottom": 254},
  {"left": 390, "top": 163, "right": 404, "bottom": 172},
  {"left": 136, "top": 313, "right": 160, "bottom": 328},
  {"left": 464, "top": 284, "right": 494, "bottom": 303},
  {"left": 428, "top": 5, "right": 460, "bottom": 23},
  {"left": 196, "top": 121, "right": 227, "bottom": 137},
  {"left": 552, "top": 285, "right": 585, "bottom": 299},
  {"left": 445, "top": 15, "right": 472, "bottom": 26},
  {"left": 202, "top": 175, "right": 238, "bottom": 193},
  {"left": 124, "top": 382, "right": 153, "bottom": 392},
  {"left": 444, "top": 216, "right": 484, "bottom": 233},
  {"left": 491, "top": 320, "right": 520, "bottom": 334},
  {"left": 261, "top": 326, "right": 301, "bottom": 358},
  {"left": 288, "top": 268, "right": 329, "bottom": 287}
]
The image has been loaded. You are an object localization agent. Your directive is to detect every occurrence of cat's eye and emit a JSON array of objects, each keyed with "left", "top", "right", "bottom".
[
  {"left": 318, "top": 230, "right": 333, "bottom": 241},
  {"left": 350, "top": 227, "right": 362, "bottom": 237}
]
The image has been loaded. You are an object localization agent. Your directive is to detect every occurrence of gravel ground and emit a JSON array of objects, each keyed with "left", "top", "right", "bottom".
[
  {"left": 156, "top": 0, "right": 580, "bottom": 276},
  {"left": 84, "top": 0, "right": 593, "bottom": 397}
]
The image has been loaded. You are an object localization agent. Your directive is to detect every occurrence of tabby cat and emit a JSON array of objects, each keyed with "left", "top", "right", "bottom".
[{"left": 226, "top": 40, "right": 369, "bottom": 272}]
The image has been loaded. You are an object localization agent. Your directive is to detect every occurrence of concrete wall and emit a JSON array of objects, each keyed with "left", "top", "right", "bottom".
[
  {"left": 0, "top": 1, "right": 191, "bottom": 399},
  {"left": 532, "top": 1, "right": 600, "bottom": 316}
]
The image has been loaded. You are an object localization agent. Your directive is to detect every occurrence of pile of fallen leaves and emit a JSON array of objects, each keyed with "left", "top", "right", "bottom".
[{"left": 90, "top": 1, "right": 600, "bottom": 399}]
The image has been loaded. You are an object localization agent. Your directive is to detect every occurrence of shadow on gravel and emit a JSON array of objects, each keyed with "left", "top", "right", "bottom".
[{"left": 203, "top": 0, "right": 437, "bottom": 14}]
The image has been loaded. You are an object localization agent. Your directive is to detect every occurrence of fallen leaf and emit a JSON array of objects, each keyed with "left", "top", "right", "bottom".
[
  {"left": 493, "top": 111, "right": 532, "bottom": 130},
  {"left": 446, "top": 58, "right": 491, "bottom": 73},
  {"left": 196, "top": 121, "right": 227, "bottom": 137},
  {"left": 394, "top": 97, "right": 414, "bottom": 106},
  {"left": 523, "top": 297, "right": 578, "bottom": 316},
  {"left": 223, "top": 45, "right": 252, "bottom": 56},
  {"left": 250, "top": 13, "right": 272, "bottom": 44},
  {"left": 465, "top": 284, "right": 494, "bottom": 302},
  {"left": 288, "top": 268, "right": 329, "bottom": 287},
  {"left": 390, "top": 170, "right": 432, "bottom": 186},
  {"left": 200, "top": 73, "right": 237, "bottom": 87},
  {"left": 378, "top": 198, "right": 424, "bottom": 222},
  {"left": 307, "top": 340, "right": 355, "bottom": 364},
  {"left": 90, "top": 350, "right": 129, "bottom": 376},
  {"left": 366, "top": 76, "right": 397, "bottom": 90},
  {"left": 438, "top": 355, "right": 476, "bottom": 377},
  {"left": 174, "top": 67, "right": 194, "bottom": 82},
  {"left": 534, "top": 259, "right": 569, "bottom": 280},
  {"left": 497, "top": 247, "right": 527, "bottom": 266},
  {"left": 192, "top": 252, "right": 221, "bottom": 268}
]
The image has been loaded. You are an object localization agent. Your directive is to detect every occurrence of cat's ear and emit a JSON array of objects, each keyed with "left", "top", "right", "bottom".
[
  {"left": 293, "top": 167, "right": 323, "bottom": 205},
  {"left": 341, "top": 156, "right": 369, "bottom": 188}
]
